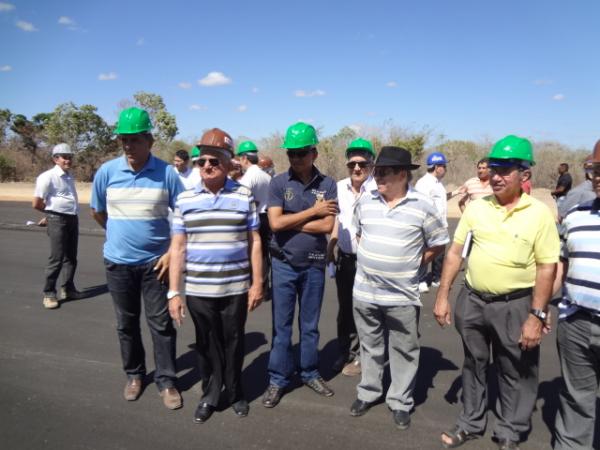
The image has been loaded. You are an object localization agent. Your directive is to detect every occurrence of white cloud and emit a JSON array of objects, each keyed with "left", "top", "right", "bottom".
[
  {"left": 98, "top": 72, "right": 118, "bottom": 81},
  {"left": 16, "top": 20, "right": 37, "bottom": 32},
  {"left": 189, "top": 104, "right": 208, "bottom": 111},
  {"left": 552, "top": 93, "right": 565, "bottom": 101},
  {"left": 533, "top": 79, "right": 553, "bottom": 86},
  {"left": 198, "top": 71, "right": 232, "bottom": 87},
  {"left": 251, "top": 87, "right": 259, "bottom": 93},
  {"left": 0, "top": 65, "right": 12, "bottom": 72},
  {"left": 136, "top": 37, "right": 145, "bottom": 46},
  {"left": 237, "top": 104, "right": 248, "bottom": 112},
  {"left": 294, "top": 89, "right": 326, "bottom": 98},
  {"left": 0, "top": 2, "right": 15, "bottom": 12},
  {"left": 178, "top": 82, "right": 192, "bottom": 89},
  {"left": 58, "top": 16, "right": 75, "bottom": 25},
  {"left": 386, "top": 81, "right": 398, "bottom": 88}
]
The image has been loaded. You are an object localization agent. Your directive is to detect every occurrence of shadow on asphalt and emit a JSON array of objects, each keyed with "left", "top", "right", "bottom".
[
  {"left": 415, "top": 347, "right": 459, "bottom": 407},
  {"left": 60, "top": 284, "right": 109, "bottom": 304}
]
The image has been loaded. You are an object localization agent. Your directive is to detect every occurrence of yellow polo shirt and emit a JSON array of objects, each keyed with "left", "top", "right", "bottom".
[{"left": 454, "top": 193, "right": 559, "bottom": 294}]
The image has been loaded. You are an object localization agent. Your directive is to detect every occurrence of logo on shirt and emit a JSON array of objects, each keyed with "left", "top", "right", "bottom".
[
  {"left": 311, "top": 189, "right": 326, "bottom": 201},
  {"left": 284, "top": 188, "right": 295, "bottom": 201}
]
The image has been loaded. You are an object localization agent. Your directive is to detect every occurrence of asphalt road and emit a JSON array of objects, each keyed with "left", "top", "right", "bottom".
[{"left": 0, "top": 201, "right": 568, "bottom": 450}]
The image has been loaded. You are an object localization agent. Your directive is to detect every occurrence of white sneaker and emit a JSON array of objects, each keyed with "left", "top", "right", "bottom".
[
  {"left": 431, "top": 281, "right": 440, "bottom": 288},
  {"left": 418, "top": 282, "right": 429, "bottom": 293},
  {"left": 43, "top": 295, "right": 59, "bottom": 309}
]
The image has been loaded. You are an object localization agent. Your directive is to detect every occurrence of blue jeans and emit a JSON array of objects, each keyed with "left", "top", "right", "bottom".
[
  {"left": 104, "top": 258, "right": 177, "bottom": 391},
  {"left": 268, "top": 257, "right": 325, "bottom": 387}
]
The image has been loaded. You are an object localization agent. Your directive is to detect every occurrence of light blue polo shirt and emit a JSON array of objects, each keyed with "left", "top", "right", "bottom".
[{"left": 91, "top": 154, "right": 184, "bottom": 265}]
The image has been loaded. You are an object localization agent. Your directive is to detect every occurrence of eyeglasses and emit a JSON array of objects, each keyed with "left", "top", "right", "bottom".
[
  {"left": 346, "top": 161, "right": 370, "bottom": 170},
  {"left": 287, "top": 150, "right": 311, "bottom": 159},
  {"left": 373, "top": 167, "right": 400, "bottom": 177},
  {"left": 198, "top": 158, "right": 221, "bottom": 167},
  {"left": 489, "top": 166, "right": 521, "bottom": 177}
]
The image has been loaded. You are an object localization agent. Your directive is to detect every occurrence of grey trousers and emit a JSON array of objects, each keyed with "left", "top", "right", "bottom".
[
  {"left": 454, "top": 286, "right": 539, "bottom": 443},
  {"left": 554, "top": 311, "right": 600, "bottom": 450},
  {"left": 43, "top": 213, "right": 78, "bottom": 295},
  {"left": 353, "top": 300, "right": 420, "bottom": 411}
]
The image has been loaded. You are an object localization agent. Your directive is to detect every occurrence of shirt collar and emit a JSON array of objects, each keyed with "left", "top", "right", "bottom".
[
  {"left": 489, "top": 192, "right": 532, "bottom": 212},
  {"left": 370, "top": 185, "right": 418, "bottom": 204},
  {"left": 52, "top": 164, "right": 68, "bottom": 176},
  {"left": 344, "top": 176, "right": 375, "bottom": 193},
  {"left": 287, "top": 166, "right": 323, "bottom": 185},
  {"left": 118, "top": 153, "right": 156, "bottom": 173},
  {"left": 194, "top": 176, "right": 238, "bottom": 195}
]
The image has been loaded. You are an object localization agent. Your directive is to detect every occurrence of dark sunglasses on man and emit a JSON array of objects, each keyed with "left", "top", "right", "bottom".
[
  {"left": 346, "top": 161, "right": 370, "bottom": 170},
  {"left": 286, "top": 149, "right": 312, "bottom": 159},
  {"left": 198, "top": 158, "right": 221, "bottom": 167}
]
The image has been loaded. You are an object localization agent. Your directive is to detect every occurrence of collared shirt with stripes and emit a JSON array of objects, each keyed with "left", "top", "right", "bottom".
[
  {"left": 352, "top": 187, "right": 449, "bottom": 306},
  {"left": 172, "top": 178, "right": 260, "bottom": 298},
  {"left": 558, "top": 197, "right": 600, "bottom": 318}
]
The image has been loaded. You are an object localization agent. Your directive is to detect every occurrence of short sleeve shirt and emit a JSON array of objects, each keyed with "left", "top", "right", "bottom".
[
  {"left": 555, "top": 173, "right": 573, "bottom": 197},
  {"left": 336, "top": 176, "right": 377, "bottom": 255},
  {"left": 34, "top": 165, "right": 79, "bottom": 215},
  {"left": 415, "top": 172, "right": 448, "bottom": 227},
  {"left": 268, "top": 167, "right": 337, "bottom": 268},
  {"left": 240, "top": 164, "right": 271, "bottom": 214}
]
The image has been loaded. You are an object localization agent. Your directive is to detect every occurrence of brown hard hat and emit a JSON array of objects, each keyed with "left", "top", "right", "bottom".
[{"left": 198, "top": 128, "right": 234, "bottom": 156}]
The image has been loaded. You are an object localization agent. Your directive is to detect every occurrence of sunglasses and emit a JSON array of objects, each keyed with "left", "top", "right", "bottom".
[
  {"left": 489, "top": 166, "right": 522, "bottom": 177},
  {"left": 287, "top": 150, "right": 311, "bottom": 159},
  {"left": 346, "top": 161, "right": 370, "bottom": 170},
  {"left": 373, "top": 167, "right": 400, "bottom": 177},
  {"left": 198, "top": 158, "right": 221, "bottom": 167}
]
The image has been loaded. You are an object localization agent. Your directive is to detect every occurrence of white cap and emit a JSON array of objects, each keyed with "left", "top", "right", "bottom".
[{"left": 52, "top": 143, "right": 73, "bottom": 155}]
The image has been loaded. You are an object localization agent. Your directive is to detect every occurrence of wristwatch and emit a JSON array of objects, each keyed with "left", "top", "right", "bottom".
[
  {"left": 529, "top": 308, "right": 547, "bottom": 322},
  {"left": 167, "top": 290, "right": 181, "bottom": 300}
]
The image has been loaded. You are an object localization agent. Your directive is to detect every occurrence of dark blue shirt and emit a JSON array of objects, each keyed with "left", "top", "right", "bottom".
[{"left": 268, "top": 167, "right": 337, "bottom": 268}]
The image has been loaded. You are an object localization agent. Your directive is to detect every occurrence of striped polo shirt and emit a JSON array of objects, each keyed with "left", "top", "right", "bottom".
[
  {"left": 558, "top": 198, "right": 600, "bottom": 317},
  {"left": 172, "top": 178, "right": 260, "bottom": 298},
  {"left": 458, "top": 177, "right": 493, "bottom": 202},
  {"left": 352, "top": 187, "right": 449, "bottom": 306},
  {"left": 91, "top": 154, "right": 184, "bottom": 265}
]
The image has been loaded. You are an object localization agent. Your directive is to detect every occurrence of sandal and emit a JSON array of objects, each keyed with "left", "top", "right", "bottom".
[{"left": 441, "top": 426, "right": 478, "bottom": 448}]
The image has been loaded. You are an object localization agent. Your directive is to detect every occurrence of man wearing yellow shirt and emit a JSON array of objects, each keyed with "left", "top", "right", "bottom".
[{"left": 433, "top": 135, "right": 559, "bottom": 450}]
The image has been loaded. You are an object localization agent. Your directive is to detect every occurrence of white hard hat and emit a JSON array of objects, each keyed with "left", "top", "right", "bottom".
[{"left": 52, "top": 143, "right": 73, "bottom": 155}]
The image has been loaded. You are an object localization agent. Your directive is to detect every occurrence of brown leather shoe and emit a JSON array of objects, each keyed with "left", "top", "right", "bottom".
[
  {"left": 123, "top": 378, "right": 143, "bottom": 401},
  {"left": 160, "top": 387, "right": 182, "bottom": 410}
]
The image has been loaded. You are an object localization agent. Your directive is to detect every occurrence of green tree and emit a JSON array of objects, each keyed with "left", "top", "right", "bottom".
[
  {"left": 130, "top": 91, "right": 178, "bottom": 142},
  {"left": 0, "top": 108, "right": 12, "bottom": 144},
  {"left": 10, "top": 114, "right": 40, "bottom": 162}
]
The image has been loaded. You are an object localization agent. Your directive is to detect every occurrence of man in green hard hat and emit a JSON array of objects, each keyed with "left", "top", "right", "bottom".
[
  {"left": 433, "top": 135, "right": 559, "bottom": 449},
  {"left": 326, "top": 138, "right": 376, "bottom": 376},
  {"left": 262, "top": 122, "right": 338, "bottom": 408},
  {"left": 91, "top": 107, "right": 184, "bottom": 410},
  {"left": 237, "top": 141, "right": 273, "bottom": 300}
]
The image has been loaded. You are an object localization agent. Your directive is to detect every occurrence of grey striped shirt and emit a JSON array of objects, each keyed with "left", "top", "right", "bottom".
[{"left": 352, "top": 188, "right": 449, "bottom": 306}]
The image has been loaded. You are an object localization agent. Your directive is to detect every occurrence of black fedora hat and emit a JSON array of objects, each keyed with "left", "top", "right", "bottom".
[{"left": 375, "top": 146, "right": 420, "bottom": 170}]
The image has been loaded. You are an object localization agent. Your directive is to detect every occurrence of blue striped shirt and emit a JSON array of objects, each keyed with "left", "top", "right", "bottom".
[
  {"left": 558, "top": 198, "right": 600, "bottom": 317},
  {"left": 172, "top": 178, "right": 260, "bottom": 298},
  {"left": 352, "top": 187, "right": 449, "bottom": 306},
  {"left": 91, "top": 154, "right": 184, "bottom": 265}
]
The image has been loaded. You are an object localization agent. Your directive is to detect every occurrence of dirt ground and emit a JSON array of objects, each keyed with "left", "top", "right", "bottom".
[{"left": 0, "top": 182, "right": 557, "bottom": 219}]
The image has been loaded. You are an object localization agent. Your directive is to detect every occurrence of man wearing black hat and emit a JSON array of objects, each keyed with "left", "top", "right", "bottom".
[{"left": 349, "top": 146, "right": 449, "bottom": 430}]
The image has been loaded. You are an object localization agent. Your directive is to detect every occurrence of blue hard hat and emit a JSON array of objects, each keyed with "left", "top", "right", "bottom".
[{"left": 426, "top": 152, "right": 448, "bottom": 166}]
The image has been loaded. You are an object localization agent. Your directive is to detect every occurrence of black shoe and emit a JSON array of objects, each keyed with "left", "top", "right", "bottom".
[
  {"left": 262, "top": 385, "right": 284, "bottom": 408},
  {"left": 497, "top": 439, "right": 520, "bottom": 450},
  {"left": 232, "top": 399, "right": 249, "bottom": 417},
  {"left": 193, "top": 402, "right": 213, "bottom": 423},
  {"left": 392, "top": 410, "right": 411, "bottom": 430},
  {"left": 350, "top": 399, "right": 372, "bottom": 417},
  {"left": 304, "top": 377, "right": 334, "bottom": 397}
]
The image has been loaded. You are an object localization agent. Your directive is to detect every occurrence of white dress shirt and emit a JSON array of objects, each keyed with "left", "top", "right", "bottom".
[
  {"left": 240, "top": 164, "right": 271, "bottom": 214},
  {"left": 336, "top": 176, "right": 377, "bottom": 254},
  {"left": 173, "top": 166, "right": 196, "bottom": 190},
  {"left": 415, "top": 172, "right": 447, "bottom": 227},
  {"left": 34, "top": 164, "right": 79, "bottom": 215}
]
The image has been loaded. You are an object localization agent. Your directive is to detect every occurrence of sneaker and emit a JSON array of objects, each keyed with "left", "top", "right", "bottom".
[
  {"left": 342, "top": 359, "right": 361, "bottom": 377},
  {"left": 431, "top": 280, "right": 441, "bottom": 288},
  {"left": 43, "top": 295, "right": 59, "bottom": 309},
  {"left": 418, "top": 282, "right": 429, "bottom": 293},
  {"left": 304, "top": 376, "right": 334, "bottom": 397}
]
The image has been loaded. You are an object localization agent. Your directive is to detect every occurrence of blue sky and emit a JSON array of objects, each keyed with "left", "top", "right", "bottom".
[{"left": 1, "top": 0, "right": 598, "bottom": 149}]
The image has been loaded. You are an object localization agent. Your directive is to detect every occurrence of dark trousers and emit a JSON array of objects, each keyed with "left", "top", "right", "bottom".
[
  {"left": 419, "top": 247, "right": 445, "bottom": 284},
  {"left": 554, "top": 311, "right": 600, "bottom": 450},
  {"left": 454, "top": 286, "right": 539, "bottom": 443},
  {"left": 187, "top": 294, "right": 248, "bottom": 406},
  {"left": 259, "top": 213, "right": 272, "bottom": 299},
  {"left": 104, "top": 259, "right": 177, "bottom": 391},
  {"left": 335, "top": 251, "right": 359, "bottom": 360},
  {"left": 43, "top": 213, "right": 78, "bottom": 295}
]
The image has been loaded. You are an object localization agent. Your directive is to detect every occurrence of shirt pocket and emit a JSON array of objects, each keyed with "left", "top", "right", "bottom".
[{"left": 509, "top": 235, "right": 533, "bottom": 267}]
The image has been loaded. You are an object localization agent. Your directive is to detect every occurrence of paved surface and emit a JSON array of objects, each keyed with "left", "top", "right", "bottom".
[{"left": 0, "top": 202, "right": 568, "bottom": 450}]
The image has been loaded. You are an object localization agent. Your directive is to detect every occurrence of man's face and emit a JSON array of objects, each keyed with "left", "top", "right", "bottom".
[
  {"left": 558, "top": 165, "right": 566, "bottom": 174},
  {"left": 199, "top": 149, "right": 228, "bottom": 186},
  {"left": 490, "top": 165, "right": 523, "bottom": 199},
  {"left": 477, "top": 163, "right": 490, "bottom": 180},
  {"left": 434, "top": 164, "right": 447, "bottom": 179},
  {"left": 287, "top": 148, "right": 316, "bottom": 173},
  {"left": 173, "top": 156, "right": 188, "bottom": 173},
  {"left": 373, "top": 166, "right": 406, "bottom": 196},
  {"left": 346, "top": 155, "right": 372, "bottom": 185},
  {"left": 591, "top": 163, "right": 600, "bottom": 197},
  {"left": 53, "top": 154, "right": 73, "bottom": 171},
  {"left": 119, "top": 133, "right": 152, "bottom": 168}
]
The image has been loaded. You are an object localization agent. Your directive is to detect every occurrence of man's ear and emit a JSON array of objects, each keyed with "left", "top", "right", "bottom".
[{"left": 312, "top": 150, "right": 318, "bottom": 162}]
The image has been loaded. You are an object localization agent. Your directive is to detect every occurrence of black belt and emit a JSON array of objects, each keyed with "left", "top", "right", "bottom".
[
  {"left": 465, "top": 282, "right": 532, "bottom": 303},
  {"left": 46, "top": 211, "right": 77, "bottom": 219},
  {"left": 574, "top": 308, "right": 600, "bottom": 323},
  {"left": 338, "top": 250, "right": 357, "bottom": 261}
]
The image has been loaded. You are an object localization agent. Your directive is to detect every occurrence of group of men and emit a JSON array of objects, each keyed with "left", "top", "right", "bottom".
[{"left": 32, "top": 106, "right": 600, "bottom": 449}]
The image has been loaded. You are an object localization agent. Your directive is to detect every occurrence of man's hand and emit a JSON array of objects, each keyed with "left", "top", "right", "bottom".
[
  {"left": 247, "top": 284, "right": 263, "bottom": 312},
  {"left": 433, "top": 296, "right": 452, "bottom": 327},
  {"left": 154, "top": 252, "right": 170, "bottom": 282},
  {"left": 312, "top": 199, "right": 338, "bottom": 218},
  {"left": 37, "top": 216, "right": 48, "bottom": 227},
  {"left": 519, "top": 315, "right": 544, "bottom": 350},
  {"left": 168, "top": 295, "right": 186, "bottom": 326},
  {"left": 542, "top": 309, "right": 552, "bottom": 335}
]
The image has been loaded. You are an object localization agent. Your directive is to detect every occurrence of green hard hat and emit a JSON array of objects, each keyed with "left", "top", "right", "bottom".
[
  {"left": 190, "top": 146, "right": 200, "bottom": 160},
  {"left": 488, "top": 135, "right": 535, "bottom": 166},
  {"left": 282, "top": 122, "right": 318, "bottom": 150},
  {"left": 346, "top": 138, "right": 375, "bottom": 157},
  {"left": 237, "top": 140, "right": 258, "bottom": 155},
  {"left": 114, "top": 107, "right": 152, "bottom": 135}
]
